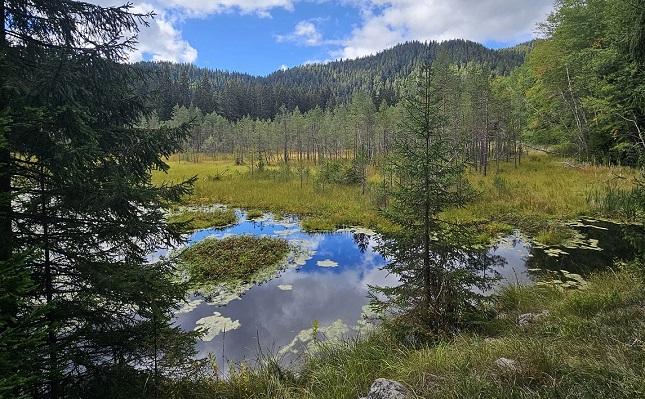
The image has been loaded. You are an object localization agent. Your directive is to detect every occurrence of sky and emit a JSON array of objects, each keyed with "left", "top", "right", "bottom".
[{"left": 93, "top": 0, "right": 555, "bottom": 77}]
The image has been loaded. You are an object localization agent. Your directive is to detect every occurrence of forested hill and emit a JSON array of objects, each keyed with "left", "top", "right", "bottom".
[{"left": 137, "top": 39, "right": 532, "bottom": 121}]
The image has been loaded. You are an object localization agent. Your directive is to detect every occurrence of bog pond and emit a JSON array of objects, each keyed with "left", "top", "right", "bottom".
[{"left": 168, "top": 211, "right": 638, "bottom": 371}]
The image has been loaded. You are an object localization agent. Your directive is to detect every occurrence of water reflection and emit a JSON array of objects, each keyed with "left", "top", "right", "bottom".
[
  {"left": 172, "top": 214, "right": 636, "bottom": 372},
  {"left": 173, "top": 215, "right": 396, "bottom": 371},
  {"left": 524, "top": 219, "right": 639, "bottom": 274}
]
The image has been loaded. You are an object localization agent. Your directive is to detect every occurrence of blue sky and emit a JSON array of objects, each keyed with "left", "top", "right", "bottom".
[{"left": 95, "top": 0, "right": 555, "bottom": 76}]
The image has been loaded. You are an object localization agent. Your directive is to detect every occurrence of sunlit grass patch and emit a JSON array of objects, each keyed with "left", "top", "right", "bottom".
[
  {"left": 464, "top": 153, "right": 638, "bottom": 221},
  {"left": 167, "top": 207, "right": 237, "bottom": 231},
  {"left": 180, "top": 235, "right": 290, "bottom": 283},
  {"left": 154, "top": 152, "right": 639, "bottom": 238}
]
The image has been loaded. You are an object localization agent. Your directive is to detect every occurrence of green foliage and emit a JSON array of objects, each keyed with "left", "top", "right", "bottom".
[
  {"left": 609, "top": 142, "right": 644, "bottom": 166},
  {"left": 137, "top": 40, "right": 526, "bottom": 123},
  {"left": 518, "top": 0, "right": 645, "bottom": 163},
  {"left": 0, "top": 1, "right": 198, "bottom": 396},
  {"left": 316, "top": 160, "right": 364, "bottom": 186},
  {"left": 370, "top": 64, "right": 500, "bottom": 335},
  {"left": 181, "top": 235, "right": 290, "bottom": 282},
  {"left": 246, "top": 209, "right": 264, "bottom": 219}
]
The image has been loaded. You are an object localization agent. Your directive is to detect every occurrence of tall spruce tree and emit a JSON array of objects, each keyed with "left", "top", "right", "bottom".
[
  {"left": 0, "top": 1, "right": 197, "bottom": 397},
  {"left": 370, "top": 64, "right": 500, "bottom": 336}
]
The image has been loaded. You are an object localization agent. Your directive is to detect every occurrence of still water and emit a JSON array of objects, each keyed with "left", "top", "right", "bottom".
[{"left": 171, "top": 213, "right": 635, "bottom": 371}]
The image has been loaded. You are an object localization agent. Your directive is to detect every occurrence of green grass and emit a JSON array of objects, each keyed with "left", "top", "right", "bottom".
[
  {"left": 155, "top": 153, "right": 645, "bottom": 398},
  {"left": 168, "top": 208, "right": 237, "bottom": 230},
  {"left": 153, "top": 152, "right": 639, "bottom": 240},
  {"left": 165, "top": 267, "right": 645, "bottom": 399},
  {"left": 245, "top": 209, "right": 264, "bottom": 219},
  {"left": 180, "top": 235, "right": 290, "bottom": 283}
]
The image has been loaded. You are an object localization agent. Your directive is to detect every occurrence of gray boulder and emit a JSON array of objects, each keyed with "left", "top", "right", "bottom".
[
  {"left": 517, "top": 310, "right": 549, "bottom": 327},
  {"left": 361, "top": 378, "right": 410, "bottom": 399}
]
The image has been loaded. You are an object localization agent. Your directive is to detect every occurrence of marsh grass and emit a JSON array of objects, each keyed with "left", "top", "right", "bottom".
[
  {"left": 154, "top": 158, "right": 385, "bottom": 231},
  {"left": 154, "top": 153, "right": 638, "bottom": 240},
  {"left": 180, "top": 235, "right": 290, "bottom": 283},
  {"left": 157, "top": 154, "right": 645, "bottom": 398},
  {"left": 166, "top": 268, "right": 645, "bottom": 399},
  {"left": 168, "top": 208, "right": 237, "bottom": 230}
]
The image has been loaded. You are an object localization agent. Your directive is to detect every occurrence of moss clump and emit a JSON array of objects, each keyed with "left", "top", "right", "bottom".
[
  {"left": 246, "top": 209, "right": 264, "bottom": 220},
  {"left": 181, "top": 235, "right": 290, "bottom": 283},
  {"left": 168, "top": 208, "right": 237, "bottom": 231}
]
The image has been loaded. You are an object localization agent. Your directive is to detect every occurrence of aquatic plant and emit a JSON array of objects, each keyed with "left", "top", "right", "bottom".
[{"left": 180, "top": 235, "right": 290, "bottom": 283}]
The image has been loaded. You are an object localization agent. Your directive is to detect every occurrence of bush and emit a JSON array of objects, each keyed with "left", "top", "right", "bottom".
[
  {"left": 608, "top": 142, "right": 643, "bottom": 167},
  {"left": 317, "top": 160, "right": 364, "bottom": 186}
]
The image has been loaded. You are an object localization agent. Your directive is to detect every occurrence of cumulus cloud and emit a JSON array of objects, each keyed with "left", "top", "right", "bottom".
[
  {"left": 127, "top": 4, "right": 198, "bottom": 63},
  {"left": 334, "top": 0, "right": 554, "bottom": 59},
  {"left": 277, "top": 20, "right": 323, "bottom": 46}
]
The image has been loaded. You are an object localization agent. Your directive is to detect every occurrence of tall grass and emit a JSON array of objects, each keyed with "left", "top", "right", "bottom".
[
  {"left": 586, "top": 181, "right": 644, "bottom": 221},
  {"left": 153, "top": 152, "right": 639, "bottom": 235}
]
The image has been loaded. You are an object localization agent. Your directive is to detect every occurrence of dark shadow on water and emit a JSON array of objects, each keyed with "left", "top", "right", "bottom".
[{"left": 525, "top": 219, "right": 642, "bottom": 275}]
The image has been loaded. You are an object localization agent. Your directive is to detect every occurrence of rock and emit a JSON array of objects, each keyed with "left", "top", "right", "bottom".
[
  {"left": 361, "top": 378, "right": 410, "bottom": 399},
  {"left": 517, "top": 310, "right": 549, "bottom": 327},
  {"left": 495, "top": 357, "right": 519, "bottom": 372}
]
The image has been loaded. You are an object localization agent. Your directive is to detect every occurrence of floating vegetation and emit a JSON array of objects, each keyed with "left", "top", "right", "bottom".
[
  {"left": 544, "top": 248, "right": 570, "bottom": 257},
  {"left": 535, "top": 269, "right": 588, "bottom": 290},
  {"left": 196, "top": 312, "right": 241, "bottom": 341},
  {"left": 336, "top": 226, "right": 378, "bottom": 236},
  {"left": 316, "top": 259, "right": 339, "bottom": 268},
  {"left": 181, "top": 235, "right": 290, "bottom": 282},
  {"left": 176, "top": 298, "right": 203, "bottom": 314},
  {"left": 169, "top": 206, "right": 237, "bottom": 231},
  {"left": 278, "top": 319, "right": 352, "bottom": 357},
  {"left": 183, "top": 235, "right": 315, "bottom": 306},
  {"left": 245, "top": 209, "right": 264, "bottom": 220}
]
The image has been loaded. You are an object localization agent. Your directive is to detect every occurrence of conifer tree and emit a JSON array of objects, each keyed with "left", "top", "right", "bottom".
[
  {"left": 0, "top": 1, "right": 197, "bottom": 397},
  {"left": 370, "top": 64, "right": 500, "bottom": 336}
]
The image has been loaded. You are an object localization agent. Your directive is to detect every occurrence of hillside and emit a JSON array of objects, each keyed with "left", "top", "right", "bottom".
[{"left": 136, "top": 39, "right": 531, "bottom": 121}]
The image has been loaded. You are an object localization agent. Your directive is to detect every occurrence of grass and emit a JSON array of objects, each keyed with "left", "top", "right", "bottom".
[
  {"left": 168, "top": 207, "right": 237, "bottom": 230},
  {"left": 153, "top": 156, "right": 385, "bottom": 232},
  {"left": 165, "top": 266, "right": 645, "bottom": 398},
  {"left": 180, "top": 235, "right": 290, "bottom": 283},
  {"left": 153, "top": 152, "right": 639, "bottom": 240}
]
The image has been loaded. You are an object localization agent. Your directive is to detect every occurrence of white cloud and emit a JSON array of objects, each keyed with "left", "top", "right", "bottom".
[
  {"left": 334, "top": 0, "right": 554, "bottom": 59},
  {"left": 157, "top": 0, "right": 296, "bottom": 17},
  {"left": 127, "top": 4, "right": 198, "bottom": 63},
  {"left": 277, "top": 20, "right": 323, "bottom": 46},
  {"left": 88, "top": 0, "right": 298, "bottom": 65}
]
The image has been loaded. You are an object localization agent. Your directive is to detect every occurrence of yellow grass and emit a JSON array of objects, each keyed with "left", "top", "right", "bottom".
[{"left": 152, "top": 152, "right": 640, "bottom": 234}]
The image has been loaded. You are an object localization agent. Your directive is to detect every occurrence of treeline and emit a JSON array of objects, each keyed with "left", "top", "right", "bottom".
[
  {"left": 136, "top": 39, "right": 529, "bottom": 122},
  {"left": 148, "top": 51, "right": 524, "bottom": 176},
  {"left": 142, "top": 0, "right": 645, "bottom": 168}
]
